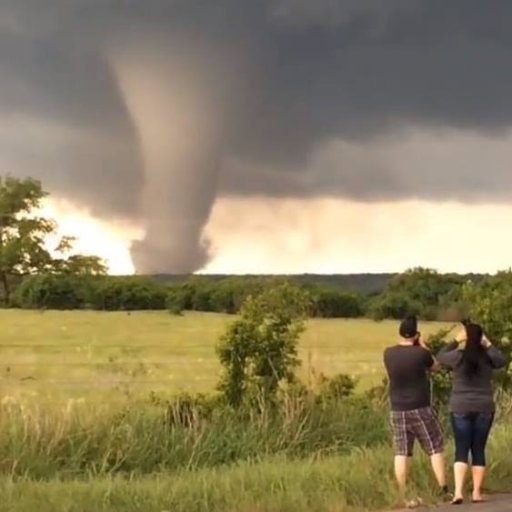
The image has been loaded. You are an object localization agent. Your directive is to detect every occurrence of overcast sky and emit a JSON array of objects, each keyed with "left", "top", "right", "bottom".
[{"left": 2, "top": 1, "right": 512, "bottom": 274}]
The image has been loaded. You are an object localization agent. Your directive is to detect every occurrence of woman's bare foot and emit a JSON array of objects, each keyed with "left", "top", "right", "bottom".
[{"left": 472, "top": 493, "right": 484, "bottom": 503}]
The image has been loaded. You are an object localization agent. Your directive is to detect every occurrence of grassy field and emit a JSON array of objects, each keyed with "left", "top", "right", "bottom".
[
  {"left": 0, "top": 310, "right": 451, "bottom": 399},
  {"left": 0, "top": 310, "right": 509, "bottom": 512}
]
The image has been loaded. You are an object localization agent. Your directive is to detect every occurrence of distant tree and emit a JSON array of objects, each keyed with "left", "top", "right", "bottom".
[
  {"left": 51, "top": 243, "right": 107, "bottom": 276},
  {"left": 368, "top": 292, "right": 422, "bottom": 321},
  {"left": 209, "top": 282, "right": 236, "bottom": 313},
  {"left": 92, "top": 277, "right": 167, "bottom": 311},
  {"left": 0, "top": 176, "right": 106, "bottom": 303},
  {"left": 191, "top": 283, "right": 214, "bottom": 312},
  {"left": 311, "top": 287, "right": 365, "bottom": 318},
  {"left": 15, "top": 274, "right": 96, "bottom": 310},
  {"left": 370, "top": 267, "right": 465, "bottom": 320}
]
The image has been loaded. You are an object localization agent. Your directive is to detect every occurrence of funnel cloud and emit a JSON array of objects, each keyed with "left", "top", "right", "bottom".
[{"left": 1, "top": 1, "right": 512, "bottom": 272}]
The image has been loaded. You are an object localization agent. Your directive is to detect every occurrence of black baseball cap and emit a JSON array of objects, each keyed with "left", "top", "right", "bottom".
[{"left": 399, "top": 315, "right": 418, "bottom": 339}]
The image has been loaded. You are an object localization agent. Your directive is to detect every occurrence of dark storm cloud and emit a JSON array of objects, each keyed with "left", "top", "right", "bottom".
[{"left": 1, "top": 0, "right": 512, "bottom": 271}]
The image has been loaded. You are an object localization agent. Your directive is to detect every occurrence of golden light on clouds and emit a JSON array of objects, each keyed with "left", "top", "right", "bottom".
[
  {"left": 202, "top": 197, "right": 512, "bottom": 274},
  {"left": 43, "top": 196, "right": 512, "bottom": 276}
]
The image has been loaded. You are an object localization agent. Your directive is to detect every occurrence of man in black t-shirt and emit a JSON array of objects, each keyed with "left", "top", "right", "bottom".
[{"left": 383, "top": 315, "right": 448, "bottom": 508}]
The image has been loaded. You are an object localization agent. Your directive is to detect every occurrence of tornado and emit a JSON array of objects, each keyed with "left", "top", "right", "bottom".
[
  {"left": 4, "top": 1, "right": 512, "bottom": 275},
  {"left": 109, "top": 36, "right": 224, "bottom": 274}
]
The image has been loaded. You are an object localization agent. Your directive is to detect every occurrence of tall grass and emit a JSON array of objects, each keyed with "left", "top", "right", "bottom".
[
  {"left": 1, "top": 378, "right": 510, "bottom": 511},
  {"left": 0, "top": 394, "right": 388, "bottom": 479},
  {"left": 1, "top": 424, "right": 511, "bottom": 512}
]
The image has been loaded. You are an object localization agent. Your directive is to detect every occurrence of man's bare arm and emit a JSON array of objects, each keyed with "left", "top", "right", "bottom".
[
  {"left": 418, "top": 336, "right": 441, "bottom": 371},
  {"left": 429, "top": 356, "right": 442, "bottom": 372}
]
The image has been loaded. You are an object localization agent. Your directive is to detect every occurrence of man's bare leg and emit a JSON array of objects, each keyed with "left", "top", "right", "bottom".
[
  {"left": 394, "top": 455, "right": 410, "bottom": 501},
  {"left": 430, "top": 452, "right": 447, "bottom": 488}
]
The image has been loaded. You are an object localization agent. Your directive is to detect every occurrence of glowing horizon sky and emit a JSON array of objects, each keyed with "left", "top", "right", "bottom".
[{"left": 46, "top": 196, "right": 512, "bottom": 276}]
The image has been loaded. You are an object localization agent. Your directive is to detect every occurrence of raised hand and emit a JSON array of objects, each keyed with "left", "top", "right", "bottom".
[
  {"left": 455, "top": 329, "right": 466, "bottom": 344},
  {"left": 481, "top": 334, "right": 492, "bottom": 348}
]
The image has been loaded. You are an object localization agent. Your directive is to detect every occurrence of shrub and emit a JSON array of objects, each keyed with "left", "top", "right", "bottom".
[
  {"left": 217, "top": 283, "right": 311, "bottom": 408},
  {"left": 14, "top": 274, "right": 95, "bottom": 310},
  {"left": 163, "top": 392, "right": 221, "bottom": 428},
  {"left": 368, "top": 292, "right": 422, "bottom": 321},
  {"left": 213, "top": 278, "right": 269, "bottom": 313},
  {"left": 164, "top": 277, "right": 293, "bottom": 314},
  {"left": 461, "top": 272, "right": 512, "bottom": 389},
  {"left": 191, "top": 285, "right": 215, "bottom": 312},
  {"left": 316, "top": 373, "right": 358, "bottom": 403},
  {"left": 311, "top": 288, "right": 365, "bottom": 318},
  {"left": 166, "top": 287, "right": 189, "bottom": 315},
  {"left": 92, "top": 277, "right": 167, "bottom": 311},
  {"left": 368, "top": 267, "right": 466, "bottom": 320}
]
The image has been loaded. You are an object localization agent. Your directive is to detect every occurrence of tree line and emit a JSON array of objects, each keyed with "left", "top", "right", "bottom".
[
  {"left": 0, "top": 175, "right": 505, "bottom": 320},
  {"left": 12, "top": 273, "right": 365, "bottom": 317},
  {"left": 11, "top": 268, "right": 504, "bottom": 322}
]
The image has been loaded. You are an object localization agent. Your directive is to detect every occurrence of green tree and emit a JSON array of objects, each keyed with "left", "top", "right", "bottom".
[
  {"left": 15, "top": 274, "right": 97, "bottom": 310},
  {"left": 92, "top": 277, "right": 167, "bottom": 311},
  {"left": 461, "top": 272, "right": 512, "bottom": 388},
  {"left": 217, "top": 282, "right": 311, "bottom": 408},
  {"left": 371, "top": 267, "right": 465, "bottom": 320},
  {"left": 0, "top": 176, "right": 106, "bottom": 302},
  {"left": 51, "top": 241, "right": 107, "bottom": 276},
  {"left": 311, "top": 286, "right": 364, "bottom": 318},
  {"left": 368, "top": 291, "right": 422, "bottom": 320}
]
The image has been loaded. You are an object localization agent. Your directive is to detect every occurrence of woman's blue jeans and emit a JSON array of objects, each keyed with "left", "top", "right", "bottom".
[{"left": 450, "top": 412, "right": 494, "bottom": 466}]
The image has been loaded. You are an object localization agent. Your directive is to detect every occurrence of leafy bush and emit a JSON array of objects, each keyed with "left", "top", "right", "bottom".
[
  {"left": 165, "top": 278, "right": 365, "bottom": 317},
  {"left": 461, "top": 271, "right": 512, "bottom": 389},
  {"left": 316, "top": 373, "right": 358, "bottom": 403},
  {"left": 160, "top": 392, "right": 221, "bottom": 428},
  {"left": 14, "top": 274, "right": 95, "bottom": 310},
  {"left": 311, "top": 288, "right": 365, "bottom": 318},
  {"left": 368, "top": 292, "right": 422, "bottom": 320},
  {"left": 369, "top": 267, "right": 466, "bottom": 320},
  {"left": 92, "top": 277, "right": 167, "bottom": 311},
  {"left": 217, "top": 282, "right": 311, "bottom": 407},
  {"left": 166, "top": 287, "right": 189, "bottom": 315}
]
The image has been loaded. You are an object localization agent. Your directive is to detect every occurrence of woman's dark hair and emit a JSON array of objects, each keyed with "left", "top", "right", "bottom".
[{"left": 461, "top": 323, "right": 485, "bottom": 378}]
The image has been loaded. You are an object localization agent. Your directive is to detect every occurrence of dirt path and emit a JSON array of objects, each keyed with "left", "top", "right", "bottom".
[{"left": 394, "top": 494, "right": 511, "bottom": 511}]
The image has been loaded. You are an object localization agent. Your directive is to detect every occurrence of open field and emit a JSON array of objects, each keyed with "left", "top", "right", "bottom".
[
  {"left": 0, "top": 310, "right": 451, "bottom": 399},
  {"left": 0, "top": 310, "right": 510, "bottom": 512}
]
